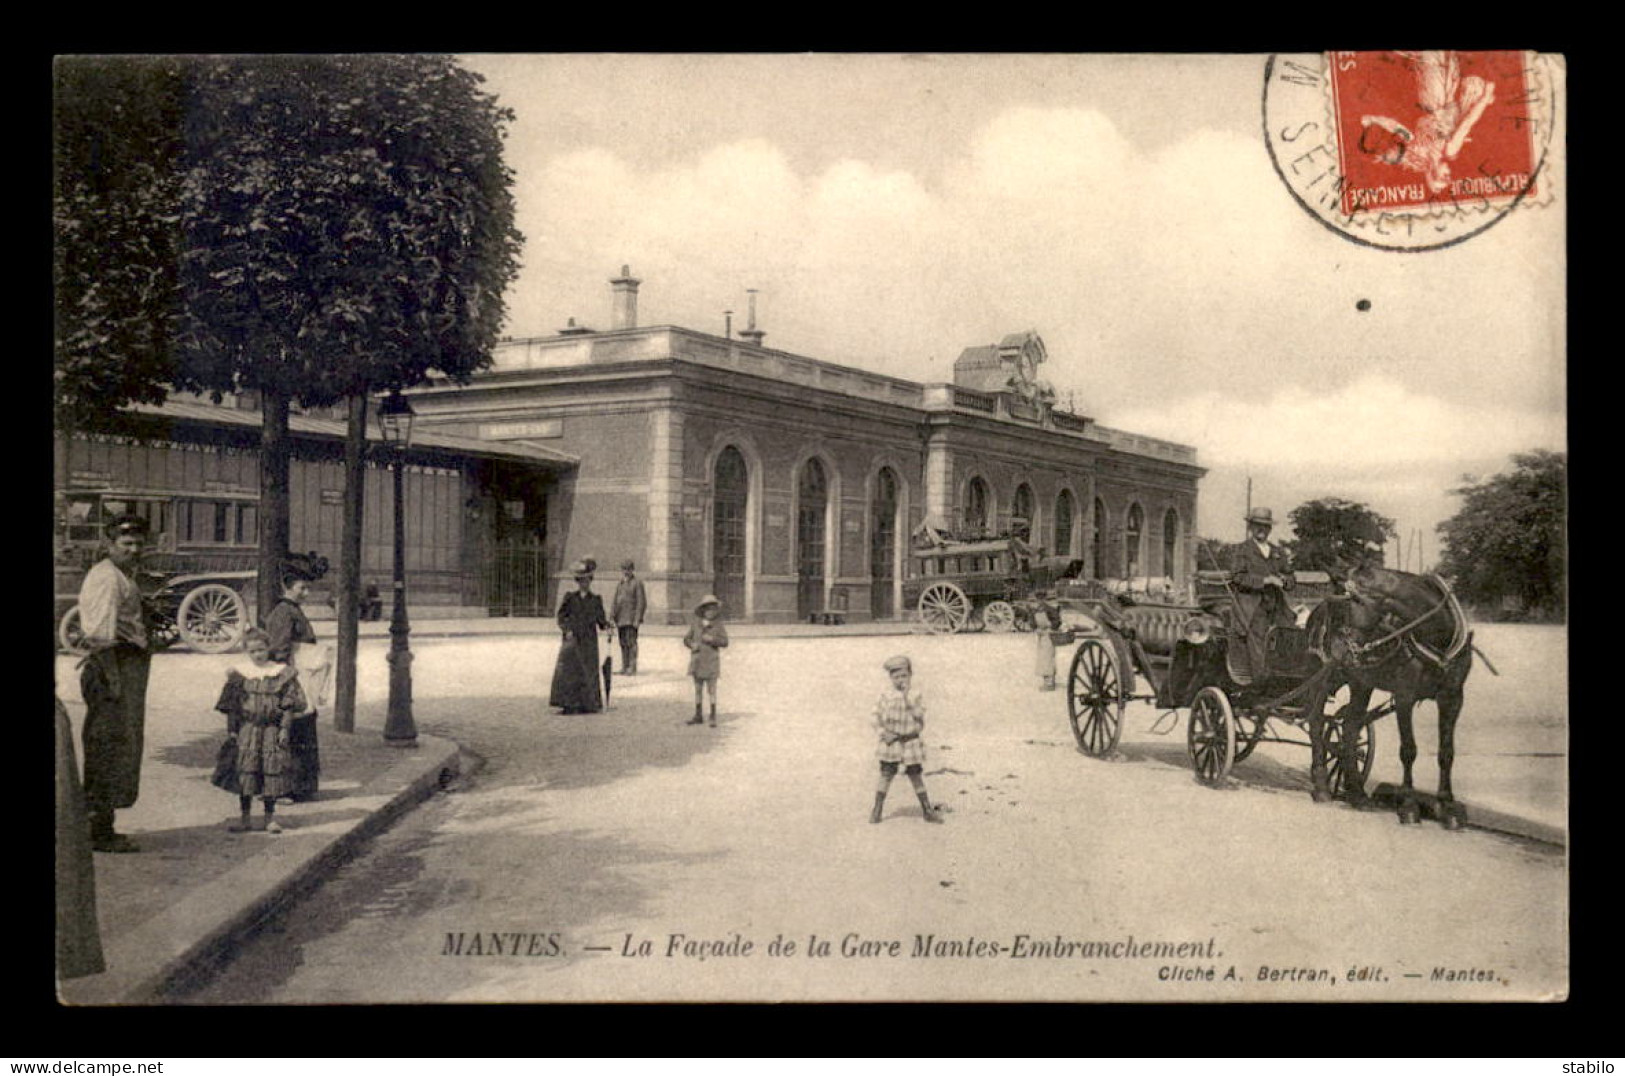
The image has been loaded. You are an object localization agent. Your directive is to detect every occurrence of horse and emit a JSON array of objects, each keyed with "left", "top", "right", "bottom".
[{"left": 1306, "top": 562, "right": 1474, "bottom": 826}]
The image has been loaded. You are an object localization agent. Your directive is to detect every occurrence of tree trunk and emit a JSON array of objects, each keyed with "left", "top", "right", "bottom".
[
  {"left": 257, "top": 385, "right": 293, "bottom": 617},
  {"left": 334, "top": 393, "right": 368, "bottom": 734}
]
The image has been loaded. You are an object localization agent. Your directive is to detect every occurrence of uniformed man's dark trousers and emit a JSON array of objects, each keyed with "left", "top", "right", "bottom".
[
  {"left": 79, "top": 644, "right": 150, "bottom": 837},
  {"left": 617, "top": 625, "right": 640, "bottom": 674}
]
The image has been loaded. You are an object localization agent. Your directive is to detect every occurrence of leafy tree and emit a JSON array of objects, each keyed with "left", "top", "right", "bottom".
[
  {"left": 1436, "top": 451, "right": 1566, "bottom": 619},
  {"left": 1283, "top": 497, "right": 1397, "bottom": 570},
  {"left": 54, "top": 58, "right": 188, "bottom": 433},
  {"left": 55, "top": 55, "right": 522, "bottom": 724}
]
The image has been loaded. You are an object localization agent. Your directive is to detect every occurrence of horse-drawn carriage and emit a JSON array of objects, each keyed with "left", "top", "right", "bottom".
[
  {"left": 1058, "top": 561, "right": 1476, "bottom": 820},
  {"left": 901, "top": 521, "right": 1086, "bottom": 633}
]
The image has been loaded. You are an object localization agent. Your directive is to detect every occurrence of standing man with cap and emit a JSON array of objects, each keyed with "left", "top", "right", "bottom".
[
  {"left": 77, "top": 514, "right": 153, "bottom": 853},
  {"left": 611, "top": 560, "right": 647, "bottom": 675},
  {"left": 1229, "top": 507, "right": 1296, "bottom": 684}
]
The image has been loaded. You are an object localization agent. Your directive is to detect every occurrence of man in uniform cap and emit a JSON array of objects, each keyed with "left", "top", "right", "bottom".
[
  {"left": 77, "top": 514, "right": 154, "bottom": 852},
  {"left": 1228, "top": 507, "right": 1295, "bottom": 684},
  {"left": 610, "top": 559, "right": 647, "bottom": 675}
]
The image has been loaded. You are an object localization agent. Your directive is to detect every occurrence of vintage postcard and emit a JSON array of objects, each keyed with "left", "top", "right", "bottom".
[{"left": 53, "top": 52, "right": 1566, "bottom": 1005}]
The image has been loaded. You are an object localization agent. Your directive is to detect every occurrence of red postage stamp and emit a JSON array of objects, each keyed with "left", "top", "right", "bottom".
[{"left": 1328, "top": 51, "right": 1540, "bottom": 218}]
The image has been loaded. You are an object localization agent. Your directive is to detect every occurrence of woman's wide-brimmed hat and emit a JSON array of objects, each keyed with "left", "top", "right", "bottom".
[
  {"left": 1244, "top": 507, "right": 1276, "bottom": 527},
  {"left": 570, "top": 559, "right": 593, "bottom": 576},
  {"left": 242, "top": 626, "right": 271, "bottom": 648},
  {"left": 695, "top": 594, "right": 722, "bottom": 613}
]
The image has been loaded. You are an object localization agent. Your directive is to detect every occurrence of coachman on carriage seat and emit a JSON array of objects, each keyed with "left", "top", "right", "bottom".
[{"left": 1228, "top": 507, "right": 1296, "bottom": 684}]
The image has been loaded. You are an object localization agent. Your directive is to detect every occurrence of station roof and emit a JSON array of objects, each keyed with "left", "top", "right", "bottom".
[{"left": 127, "top": 399, "right": 578, "bottom": 469}]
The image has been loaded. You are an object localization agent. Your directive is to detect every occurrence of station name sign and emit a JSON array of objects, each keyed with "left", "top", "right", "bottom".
[{"left": 482, "top": 420, "right": 563, "bottom": 440}]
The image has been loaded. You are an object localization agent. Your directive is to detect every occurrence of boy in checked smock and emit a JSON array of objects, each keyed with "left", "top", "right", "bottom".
[{"left": 871, "top": 655, "right": 943, "bottom": 824}]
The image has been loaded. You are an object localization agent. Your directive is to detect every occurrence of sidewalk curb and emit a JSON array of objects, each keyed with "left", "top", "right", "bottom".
[{"left": 66, "top": 733, "right": 461, "bottom": 1005}]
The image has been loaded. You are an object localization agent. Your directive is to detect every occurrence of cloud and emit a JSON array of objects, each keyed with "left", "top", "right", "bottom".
[
  {"left": 503, "top": 102, "right": 1562, "bottom": 434},
  {"left": 1111, "top": 374, "right": 1565, "bottom": 472}
]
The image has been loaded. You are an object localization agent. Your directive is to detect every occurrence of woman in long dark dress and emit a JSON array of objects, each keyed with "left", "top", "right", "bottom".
[
  {"left": 550, "top": 559, "right": 611, "bottom": 714},
  {"left": 263, "top": 565, "right": 324, "bottom": 800},
  {"left": 56, "top": 697, "right": 105, "bottom": 980}
]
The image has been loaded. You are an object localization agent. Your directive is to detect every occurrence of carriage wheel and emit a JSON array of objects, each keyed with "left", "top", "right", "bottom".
[
  {"left": 1188, "top": 686, "right": 1237, "bottom": 783},
  {"left": 1067, "top": 638, "right": 1125, "bottom": 757},
  {"left": 58, "top": 606, "right": 90, "bottom": 656},
  {"left": 177, "top": 583, "right": 249, "bottom": 653},
  {"left": 982, "top": 600, "right": 1016, "bottom": 633},
  {"left": 1322, "top": 713, "right": 1377, "bottom": 799},
  {"left": 917, "top": 582, "right": 971, "bottom": 634}
]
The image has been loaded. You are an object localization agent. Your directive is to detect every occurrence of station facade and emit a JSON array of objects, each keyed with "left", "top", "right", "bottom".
[
  {"left": 54, "top": 270, "right": 1202, "bottom": 626},
  {"left": 407, "top": 270, "right": 1205, "bottom": 624}
]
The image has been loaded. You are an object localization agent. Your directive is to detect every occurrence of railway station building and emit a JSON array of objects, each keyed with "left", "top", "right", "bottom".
[
  {"left": 406, "top": 269, "right": 1205, "bottom": 624},
  {"left": 53, "top": 267, "right": 1203, "bottom": 626}
]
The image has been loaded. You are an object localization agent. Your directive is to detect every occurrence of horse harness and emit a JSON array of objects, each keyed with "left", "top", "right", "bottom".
[{"left": 1344, "top": 573, "right": 1468, "bottom": 671}]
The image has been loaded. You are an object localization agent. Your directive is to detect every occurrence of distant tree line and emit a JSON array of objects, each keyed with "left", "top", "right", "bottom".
[{"left": 1193, "top": 451, "right": 1564, "bottom": 622}]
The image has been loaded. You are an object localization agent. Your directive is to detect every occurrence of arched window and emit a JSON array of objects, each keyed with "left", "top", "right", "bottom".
[
  {"left": 965, "top": 477, "right": 990, "bottom": 534},
  {"left": 713, "top": 446, "right": 748, "bottom": 613},
  {"left": 1091, "top": 498, "right": 1107, "bottom": 579},
  {"left": 1163, "top": 508, "right": 1181, "bottom": 582},
  {"left": 870, "top": 467, "right": 899, "bottom": 618},
  {"left": 1054, "top": 489, "right": 1076, "bottom": 558},
  {"left": 1012, "top": 483, "right": 1034, "bottom": 540},
  {"left": 1125, "top": 503, "right": 1145, "bottom": 579},
  {"left": 796, "top": 458, "right": 829, "bottom": 621}
]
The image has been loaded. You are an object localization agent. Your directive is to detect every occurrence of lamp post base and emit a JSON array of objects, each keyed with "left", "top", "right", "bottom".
[{"left": 383, "top": 635, "right": 417, "bottom": 746}]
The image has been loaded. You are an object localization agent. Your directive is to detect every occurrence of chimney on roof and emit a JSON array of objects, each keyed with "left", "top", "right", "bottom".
[
  {"left": 724, "top": 310, "right": 734, "bottom": 340},
  {"left": 558, "top": 316, "right": 594, "bottom": 337},
  {"left": 609, "top": 264, "right": 640, "bottom": 329},
  {"left": 739, "top": 288, "right": 766, "bottom": 347}
]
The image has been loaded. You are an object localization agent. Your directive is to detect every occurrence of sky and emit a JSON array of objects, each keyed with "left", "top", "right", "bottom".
[{"left": 462, "top": 53, "right": 1566, "bottom": 564}]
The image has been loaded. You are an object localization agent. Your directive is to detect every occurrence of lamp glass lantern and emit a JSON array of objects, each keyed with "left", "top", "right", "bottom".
[{"left": 377, "top": 391, "right": 416, "bottom": 448}]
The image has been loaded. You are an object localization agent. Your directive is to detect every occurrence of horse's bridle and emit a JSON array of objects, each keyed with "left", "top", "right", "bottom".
[{"left": 1343, "top": 574, "right": 1466, "bottom": 667}]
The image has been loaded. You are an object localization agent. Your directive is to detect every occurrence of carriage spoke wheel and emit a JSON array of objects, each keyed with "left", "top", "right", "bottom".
[
  {"left": 982, "top": 600, "right": 1016, "bottom": 633},
  {"left": 1322, "top": 714, "right": 1377, "bottom": 800},
  {"left": 177, "top": 584, "right": 249, "bottom": 653},
  {"left": 917, "top": 582, "right": 971, "bottom": 634},
  {"left": 58, "top": 606, "right": 89, "bottom": 656},
  {"left": 1188, "top": 686, "right": 1237, "bottom": 783},
  {"left": 1067, "top": 638, "right": 1125, "bottom": 757}
]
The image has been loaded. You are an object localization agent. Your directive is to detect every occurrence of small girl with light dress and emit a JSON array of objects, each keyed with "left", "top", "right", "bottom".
[
  {"left": 870, "top": 655, "right": 943, "bottom": 824},
  {"left": 212, "top": 627, "right": 307, "bottom": 834}
]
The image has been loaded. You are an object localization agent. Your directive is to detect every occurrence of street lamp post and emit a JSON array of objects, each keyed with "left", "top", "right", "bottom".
[{"left": 378, "top": 390, "right": 417, "bottom": 747}]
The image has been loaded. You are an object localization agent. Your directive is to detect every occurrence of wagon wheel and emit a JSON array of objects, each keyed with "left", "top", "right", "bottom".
[
  {"left": 1067, "top": 638, "right": 1125, "bottom": 757},
  {"left": 1321, "top": 712, "right": 1377, "bottom": 799},
  {"left": 176, "top": 583, "right": 249, "bottom": 653},
  {"left": 917, "top": 582, "right": 971, "bottom": 634},
  {"left": 982, "top": 600, "right": 1017, "bottom": 633},
  {"left": 1187, "top": 685, "right": 1237, "bottom": 783},
  {"left": 58, "top": 606, "right": 89, "bottom": 656}
]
